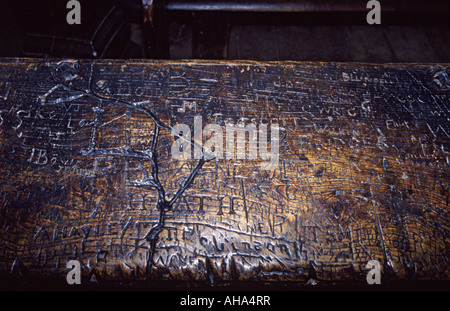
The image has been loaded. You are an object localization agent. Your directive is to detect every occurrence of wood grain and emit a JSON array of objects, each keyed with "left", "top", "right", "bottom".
[{"left": 0, "top": 58, "right": 448, "bottom": 287}]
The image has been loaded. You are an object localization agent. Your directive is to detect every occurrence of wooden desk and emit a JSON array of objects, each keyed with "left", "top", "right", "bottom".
[{"left": 0, "top": 58, "right": 448, "bottom": 288}]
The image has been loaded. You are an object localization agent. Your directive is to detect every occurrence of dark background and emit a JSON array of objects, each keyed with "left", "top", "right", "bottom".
[{"left": 0, "top": 0, "right": 449, "bottom": 63}]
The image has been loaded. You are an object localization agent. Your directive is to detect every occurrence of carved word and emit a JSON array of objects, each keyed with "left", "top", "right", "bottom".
[{"left": 172, "top": 117, "right": 279, "bottom": 170}]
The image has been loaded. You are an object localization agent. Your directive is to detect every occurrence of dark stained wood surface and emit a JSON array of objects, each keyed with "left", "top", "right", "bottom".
[{"left": 0, "top": 58, "right": 448, "bottom": 287}]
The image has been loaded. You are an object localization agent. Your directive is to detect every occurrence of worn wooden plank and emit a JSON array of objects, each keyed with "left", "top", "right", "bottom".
[{"left": 0, "top": 58, "right": 448, "bottom": 287}]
